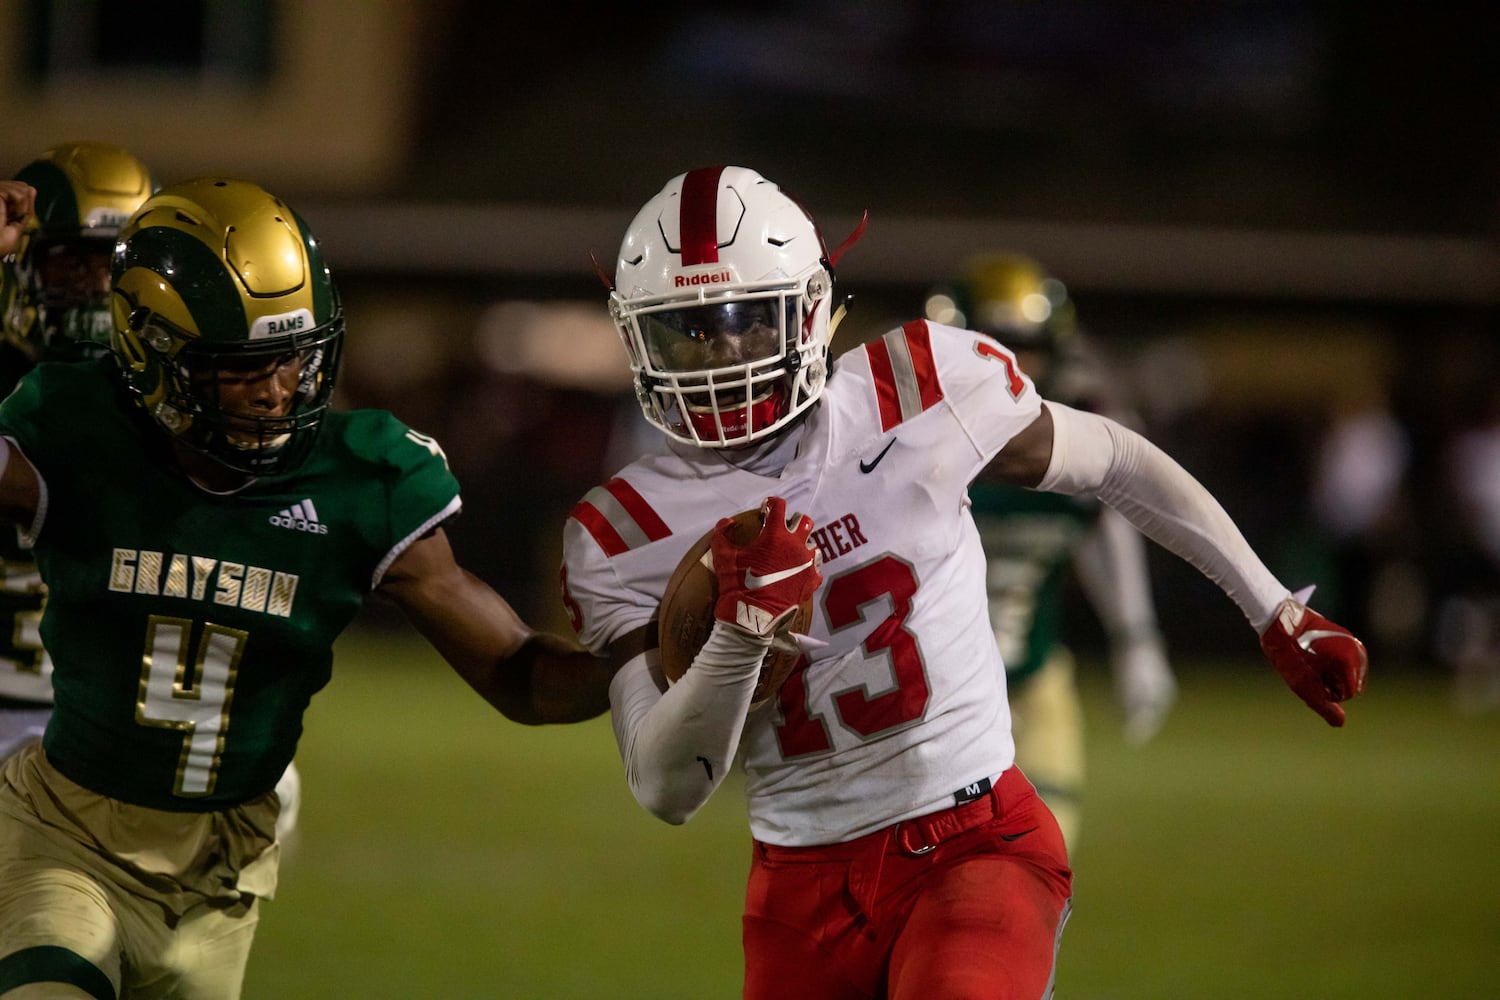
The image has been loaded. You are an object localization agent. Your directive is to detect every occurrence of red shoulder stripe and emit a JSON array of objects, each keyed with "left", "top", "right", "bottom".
[
  {"left": 603, "top": 478, "right": 671, "bottom": 541},
  {"left": 569, "top": 500, "right": 629, "bottom": 557},
  {"left": 867, "top": 335, "right": 903, "bottom": 432},
  {"left": 866, "top": 320, "right": 946, "bottom": 431},
  {"left": 902, "top": 320, "right": 944, "bottom": 411},
  {"left": 568, "top": 478, "right": 672, "bottom": 558}
]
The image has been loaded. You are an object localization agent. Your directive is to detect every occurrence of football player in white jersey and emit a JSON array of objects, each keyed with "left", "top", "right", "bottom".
[{"left": 560, "top": 165, "right": 1368, "bottom": 999}]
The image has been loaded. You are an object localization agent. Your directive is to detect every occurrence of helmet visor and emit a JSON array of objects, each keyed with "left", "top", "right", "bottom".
[
  {"left": 28, "top": 237, "right": 116, "bottom": 354},
  {"left": 182, "top": 343, "right": 329, "bottom": 426},
  {"left": 638, "top": 299, "right": 788, "bottom": 373},
  {"left": 36, "top": 237, "right": 114, "bottom": 298}
]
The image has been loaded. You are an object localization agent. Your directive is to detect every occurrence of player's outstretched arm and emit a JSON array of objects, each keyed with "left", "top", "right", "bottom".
[
  {"left": 0, "top": 439, "right": 41, "bottom": 528},
  {"left": 379, "top": 526, "right": 615, "bottom": 725},
  {"left": 609, "top": 497, "right": 822, "bottom": 825},
  {"left": 991, "top": 402, "right": 1367, "bottom": 726}
]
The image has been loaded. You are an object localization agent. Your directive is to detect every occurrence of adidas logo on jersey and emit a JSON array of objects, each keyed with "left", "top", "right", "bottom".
[{"left": 269, "top": 499, "right": 328, "bottom": 535}]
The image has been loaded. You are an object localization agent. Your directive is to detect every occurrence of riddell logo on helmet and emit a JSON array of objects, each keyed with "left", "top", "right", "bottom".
[{"left": 674, "top": 269, "right": 733, "bottom": 288}]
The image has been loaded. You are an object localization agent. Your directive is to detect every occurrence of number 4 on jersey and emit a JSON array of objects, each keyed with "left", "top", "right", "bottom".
[
  {"left": 136, "top": 615, "right": 246, "bottom": 797},
  {"left": 405, "top": 429, "right": 450, "bottom": 469}
]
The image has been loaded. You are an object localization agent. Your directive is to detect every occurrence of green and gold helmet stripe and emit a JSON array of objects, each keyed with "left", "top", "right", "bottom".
[
  {"left": 290, "top": 208, "right": 338, "bottom": 325},
  {"left": 113, "top": 179, "right": 340, "bottom": 346},
  {"left": 114, "top": 226, "right": 247, "bottom": 341}
]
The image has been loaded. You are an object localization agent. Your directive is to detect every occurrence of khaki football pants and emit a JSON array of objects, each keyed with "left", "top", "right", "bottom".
[
  {"left": 0, "top": 744, "right": 278, "bottom": 1000},
  {"left": 1008, "top": 649, "right": 1086, "bottom": 852}
]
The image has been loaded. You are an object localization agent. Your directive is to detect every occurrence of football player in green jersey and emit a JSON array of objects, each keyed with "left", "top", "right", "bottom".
[
  {"left": 0, "top": 144, "right": 318, "bottom": 852},
  {"left": 0, "top": 177, "right": 613, "bottom": 999},
  {"left": 926, "top": 254, "right": 1178, "bottom": 851}
]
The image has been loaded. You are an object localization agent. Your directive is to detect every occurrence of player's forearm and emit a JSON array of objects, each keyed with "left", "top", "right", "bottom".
[
  {"left": 610, "top": 621, "right": 766, "bottom": 824},
  {"left": 422, "top": 623, "right": 610, "bottom": 725},
  {"left": 0, "top": 438, "right": 42, "bottom": 530},
  {"left": 1039, "top": 402, "right": 1288, "bottom": 632},
  {"left": 389, "top": 561, "right": 610, "bottom": 724},
  {"left": 501, "top": 631, "right": 615, "bottom": 724}
]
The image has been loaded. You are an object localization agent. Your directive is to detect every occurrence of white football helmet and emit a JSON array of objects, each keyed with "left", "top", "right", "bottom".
[{"left": 610, "top": 166, "right": 835, "bottom": 448}]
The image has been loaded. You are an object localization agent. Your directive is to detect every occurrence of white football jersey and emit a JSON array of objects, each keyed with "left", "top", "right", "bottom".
[{"left": 562, "top": 320, "right": 1043, "bottom": 845}]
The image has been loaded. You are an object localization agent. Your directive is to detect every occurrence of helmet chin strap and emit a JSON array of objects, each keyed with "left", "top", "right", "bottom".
[
  {"left": 829, "top": 299, "right": 850, "bottom": 340},
  {"left": 169, "top": 437, "right": 259, "bottom": 495}
]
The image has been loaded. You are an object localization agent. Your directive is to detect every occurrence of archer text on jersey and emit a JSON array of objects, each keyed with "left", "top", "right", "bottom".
[{"left": 810, "top": 512, "right": 869, "bottom": 567}]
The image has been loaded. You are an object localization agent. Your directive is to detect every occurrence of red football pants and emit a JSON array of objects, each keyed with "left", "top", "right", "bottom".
[{"left": 742, "top": 767, "right": 1072, "bottom": 1000}]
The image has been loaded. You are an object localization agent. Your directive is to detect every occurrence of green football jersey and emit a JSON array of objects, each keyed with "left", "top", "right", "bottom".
[
  {"left": 969, "top": 481, "right": 1101, "bottom": 684},
  {"left": 0, "top": 358, "right": 460, "bottom": 810}
]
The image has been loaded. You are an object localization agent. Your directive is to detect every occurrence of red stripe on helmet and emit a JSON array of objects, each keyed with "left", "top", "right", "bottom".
[
  {"left": 603, "top": 478, "right": 671, "bottom": 541},
  {"left": 679, "top": 166, "right": 725, "bottom": 266}
]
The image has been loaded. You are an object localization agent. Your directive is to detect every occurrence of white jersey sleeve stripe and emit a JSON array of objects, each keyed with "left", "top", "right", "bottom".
[{"left": 370, "top": 495, "right": 463, "bottom": 590}]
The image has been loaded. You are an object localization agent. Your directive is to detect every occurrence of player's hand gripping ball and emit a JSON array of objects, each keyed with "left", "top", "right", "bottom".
[{"left": 658, "top": 499, "right": 820, "bottom": 707}]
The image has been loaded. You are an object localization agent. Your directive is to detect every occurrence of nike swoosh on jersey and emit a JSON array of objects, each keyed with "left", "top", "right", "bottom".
[
  {"left": 744, "top": 560, "right": 815, "bottom": 590},
  {"left": 859, "top": 438, "right": 897, "bottom": 474},
  {"left": 1295, "top": 628, "right": 1347, "bottom": 653}
]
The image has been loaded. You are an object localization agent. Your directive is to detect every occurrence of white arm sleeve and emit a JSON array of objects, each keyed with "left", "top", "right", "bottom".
[
  {"left": 1037, "top": 402, "right": 1289, "bottom": 632},
  {"left": 608, "top": 621, "right": 770, "bottom": 825}
]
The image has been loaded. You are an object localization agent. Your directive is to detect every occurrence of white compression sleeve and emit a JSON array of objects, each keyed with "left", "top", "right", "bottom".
[
  {"left": 1037, "top": 402, "right": 1290, "bottom": 633},
  {"left": 609, "top": 621, "right": 770, "bottom": 825}
]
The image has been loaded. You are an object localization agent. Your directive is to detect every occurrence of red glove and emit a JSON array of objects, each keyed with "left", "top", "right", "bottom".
[
  {"left": 712, "top": 498, "right": 821, "bottom": 638},
  {"left": 1259, "top": 598, "right": 1368, "bottom": 727}
]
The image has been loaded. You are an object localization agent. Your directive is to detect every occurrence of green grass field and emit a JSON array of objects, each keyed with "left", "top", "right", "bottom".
[{"left": 247, "top": 625, "right": 1499, "bottom": 999}]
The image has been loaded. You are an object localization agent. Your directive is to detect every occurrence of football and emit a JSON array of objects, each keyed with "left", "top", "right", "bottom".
[{"left": 657, "top": 508, "right": 814, "bottom": 708}]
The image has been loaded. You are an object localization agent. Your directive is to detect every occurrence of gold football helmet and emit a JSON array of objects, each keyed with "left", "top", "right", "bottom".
[
  {"left": 2, "top": 142, "right": 156, "bottom": 361},
  {"left": 926, "top": 253, "right": 1084, "bottom": 397},
  {"left": 111, "top": 178, "right": 344, "bottom": 475}
]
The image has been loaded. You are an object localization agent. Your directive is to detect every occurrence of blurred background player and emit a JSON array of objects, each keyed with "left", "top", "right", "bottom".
[
  {"left": 0, "top": 143, "right": 314, "bottom": 848},
  {"left": 924, "top": 253, "right": 1176, "bottom": 850},
  {"left": 0, "top": 143, "right": 156, "bottom": 752},
  {"left": 1433, "top": 383, "right": 1500, "bottom": 714}
]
